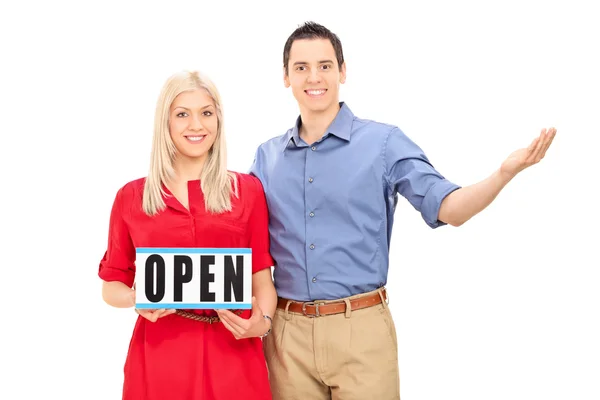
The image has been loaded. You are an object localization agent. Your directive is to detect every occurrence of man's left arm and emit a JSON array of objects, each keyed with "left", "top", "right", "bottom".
[{"left": 439, "top": 127, "right": 556, "bottom": 226}]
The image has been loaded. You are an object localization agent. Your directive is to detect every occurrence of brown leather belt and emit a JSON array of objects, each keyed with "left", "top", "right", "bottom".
[{"left": 276, "top": 288, "right": 387, "bottom": 317}]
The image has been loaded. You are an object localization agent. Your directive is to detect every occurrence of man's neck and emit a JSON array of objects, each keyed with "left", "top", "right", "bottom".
[{"left": 298, "top": 102, "right": 341, "bottom": 145}]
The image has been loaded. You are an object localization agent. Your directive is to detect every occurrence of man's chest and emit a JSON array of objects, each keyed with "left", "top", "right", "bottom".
[{"left": 262, "top": 142, "right": 386, "bottom": 218}]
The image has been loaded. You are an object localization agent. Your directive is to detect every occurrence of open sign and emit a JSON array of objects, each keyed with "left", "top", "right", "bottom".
[{"left": 135, "top": 248, "right": 252, "bottom": 309}]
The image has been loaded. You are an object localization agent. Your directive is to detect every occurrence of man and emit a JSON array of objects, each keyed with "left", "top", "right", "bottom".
[{"left": 249, "top": 21, "right": 556, "bottom": 400}]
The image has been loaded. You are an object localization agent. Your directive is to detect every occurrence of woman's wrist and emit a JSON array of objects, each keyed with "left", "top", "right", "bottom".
[{"left": 260, "top": 315, "right": 272, "bottom": 338}]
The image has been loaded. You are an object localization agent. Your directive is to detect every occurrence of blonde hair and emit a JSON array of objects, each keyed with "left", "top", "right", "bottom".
[{"left": 142, "top": 70, "right": 237, "bottom": 216}]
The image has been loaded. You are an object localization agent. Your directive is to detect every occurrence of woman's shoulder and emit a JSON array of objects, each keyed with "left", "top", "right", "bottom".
[
  {"left": 229, "top": 171, "right": 265, "bottom": 199},
  {"left": 113, "top": 177, "right": 146, "bottom": 204},
  {"left": 231, "top": 170, "right": 263, "bottom": 188}
]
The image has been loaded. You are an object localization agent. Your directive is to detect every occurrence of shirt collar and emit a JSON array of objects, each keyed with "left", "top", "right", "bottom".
[{"left": 283, "top": 102, "right": 354, "bottom": 152}]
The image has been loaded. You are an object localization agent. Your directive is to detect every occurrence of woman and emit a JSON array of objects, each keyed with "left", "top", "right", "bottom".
[{"left": 99, "top": 70, "right": 276, "bottom": 400}]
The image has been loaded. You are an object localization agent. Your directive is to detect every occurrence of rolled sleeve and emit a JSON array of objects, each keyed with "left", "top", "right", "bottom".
[
  {"left": 421, "top": 179, "right": 461, "bottom": 228},
  {"left": 385, "top": 127, "right": 461, "bottom": 228},
  {"left": 98, "top": 186, "right": 136, "bottom": 287}
]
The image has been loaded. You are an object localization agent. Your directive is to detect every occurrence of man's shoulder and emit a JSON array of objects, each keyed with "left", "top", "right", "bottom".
[
  {"left": 353, "top": 114, "right": 398, "bottom": 134},
  {"left": 349, "top": 113, "right": 401, "bottom": 143},
  {"left": 255, "top": 129, "right": 292, "bottom": 155}
]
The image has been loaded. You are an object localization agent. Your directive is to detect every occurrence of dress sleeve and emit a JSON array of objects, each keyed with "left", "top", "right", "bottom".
[
  {"left": 246, "top": 176, "right": 275, "bottom": 274},
  {"left": 98, "top": 186, "right": 136, "bottom": 287}
]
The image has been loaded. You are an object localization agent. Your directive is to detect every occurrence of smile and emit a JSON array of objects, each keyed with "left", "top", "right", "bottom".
[
  {"left": 305, "top": 89, "right": 327, "bottom": 97},
  {"left": 185, "top": 135, "right": 207, "bottom": 143}
]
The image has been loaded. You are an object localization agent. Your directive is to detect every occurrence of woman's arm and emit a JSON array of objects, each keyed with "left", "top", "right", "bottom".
[
  {"left": 102, "top": 281, "right": 136, "bottom": 308},
  {"left": 217, "top": 268, "right": 277, "bottom": 339},
  {"left": 252, "top": 268, "right": 278, "bottom": 329},
  {"left": 102, "top": 280, "right": 175, "bottom": 322}
]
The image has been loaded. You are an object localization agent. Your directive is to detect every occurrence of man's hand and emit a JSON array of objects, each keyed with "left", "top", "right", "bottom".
[
  {"left": 216, "top": 297, "right": 270, "bottom": 340},
  {"left": 500, "top": 127, "right": 557, "bottom": 178},
  {"left": 438, "top": 127, "right": 557, "bottom": 226}
]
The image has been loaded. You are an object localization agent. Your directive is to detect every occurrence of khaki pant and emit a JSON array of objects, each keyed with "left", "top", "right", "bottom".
[{"left": 263, "top": 288, "right": 400, "bottom": 400}]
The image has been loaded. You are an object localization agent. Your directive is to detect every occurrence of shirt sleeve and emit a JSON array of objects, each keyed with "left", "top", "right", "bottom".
[
  {"left": 385, "top": 127, "right": 461, "bottom": 229},
  {"left": 248, "top": 146, "right": 265, "bottom": 182},
  {"left": 98, "top": 186, "right": 136, "bottom": 287},
  {"left": 246, "top": 175, "right": 275, "bottom": 274}
]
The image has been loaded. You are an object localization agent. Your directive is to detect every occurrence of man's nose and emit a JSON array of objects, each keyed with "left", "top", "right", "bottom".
[{"left": 307, "top": 69, "right": 321, "bottom": 83}]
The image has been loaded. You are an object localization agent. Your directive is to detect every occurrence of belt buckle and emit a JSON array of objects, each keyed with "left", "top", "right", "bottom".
[{"left": 302, "top": 301, "right": 323, "bottom": 318}]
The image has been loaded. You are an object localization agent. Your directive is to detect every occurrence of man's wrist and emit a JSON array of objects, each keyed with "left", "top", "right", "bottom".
[{"left": 497, "top": 166, "right": 517, "bottom": 183}]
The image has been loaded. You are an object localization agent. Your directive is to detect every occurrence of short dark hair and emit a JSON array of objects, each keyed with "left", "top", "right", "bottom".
[{"left": 283, "top": 21, "right": 345, "bottom": 75}]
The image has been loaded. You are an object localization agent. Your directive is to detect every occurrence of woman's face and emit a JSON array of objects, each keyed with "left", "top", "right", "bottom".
[{"left": 168, "top": 89, "right": 219, "bottom": 162}]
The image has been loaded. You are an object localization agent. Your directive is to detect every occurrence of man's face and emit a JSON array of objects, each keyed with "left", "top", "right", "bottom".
[{"left": 284, "top": 38, "right": 346, "bottom": 114}]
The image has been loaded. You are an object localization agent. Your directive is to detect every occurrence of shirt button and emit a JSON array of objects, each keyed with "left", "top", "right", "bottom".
[
  {"left": 312, "top": 277, "right": 317, "bottom": 283},
  {"left": 309, "top": 212, "right": 315, "bottom": 217},
  {"left": 309, "top": 244, "right": 315, "bottom": 250},
  {"left": 311, "top": 146, "right": 317, "bottom": 151},
  {"left": 308, "top": 177, "right": 314, "bottom": 183}
]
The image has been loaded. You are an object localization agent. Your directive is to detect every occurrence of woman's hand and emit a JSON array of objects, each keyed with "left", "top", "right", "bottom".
[
  {"left": 135, "top": 307, "right": 176, "bottom": 322},
  {"left": 216, "top": 297, "right": 271, "bottom": 339},
  {"left": 130, "top": 287, "right": 176, "bottom": 322}
]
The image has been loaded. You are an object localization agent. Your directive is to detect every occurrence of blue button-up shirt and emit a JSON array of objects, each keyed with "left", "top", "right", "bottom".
[{"left": 250, "top": 103, "right": 461, "bottom": 301}]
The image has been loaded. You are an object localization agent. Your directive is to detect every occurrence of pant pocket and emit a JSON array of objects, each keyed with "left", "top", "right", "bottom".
[
  {"left": 380, "top": 306, "right": 398, "bottom": 355},
  {"left": 264, "top": 309, "right": 287, "bottom": 365}
]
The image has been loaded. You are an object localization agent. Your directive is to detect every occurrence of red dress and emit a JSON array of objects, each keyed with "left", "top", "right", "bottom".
[{"left": 98, "top": 172, "right": 274, "bottom": 400}]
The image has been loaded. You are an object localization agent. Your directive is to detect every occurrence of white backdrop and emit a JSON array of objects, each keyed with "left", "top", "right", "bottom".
[{"left": 1, "top": 1, "right": 598, "bottom": 399}]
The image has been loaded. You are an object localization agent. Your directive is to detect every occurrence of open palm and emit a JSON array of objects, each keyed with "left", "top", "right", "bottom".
[{"left": 500, "top": 127, "right": 557, "bottom": 177}]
